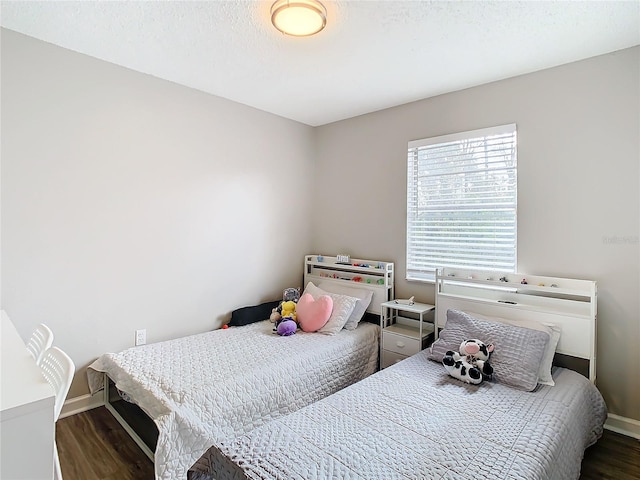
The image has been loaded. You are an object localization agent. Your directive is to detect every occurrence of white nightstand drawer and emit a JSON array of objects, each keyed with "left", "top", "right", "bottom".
[
  {"left": 381, "top": 349, "right": 409, "bottom": 369},
  {"left": 382, "top": 331, "right": 421, "bottom": 356}
]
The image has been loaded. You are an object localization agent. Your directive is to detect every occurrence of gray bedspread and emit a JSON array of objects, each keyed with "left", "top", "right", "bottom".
[
  {"left": 189, "top": 349, "right": 607, "bottom": 480},
  {"left": 87, "top": 320, "right": 379, "bottom": 480}
]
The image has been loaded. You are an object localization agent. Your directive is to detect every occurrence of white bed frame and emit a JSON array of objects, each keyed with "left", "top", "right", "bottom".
[
  {"left": 435, "top": 268, "right": 597, "bottom": 382},
  {"left": 304, "top": 254, "right": 394, "bottom": 314}
]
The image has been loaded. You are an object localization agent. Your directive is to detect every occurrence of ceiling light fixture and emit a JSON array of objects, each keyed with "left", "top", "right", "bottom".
[{"left": 270, "top": 0, "right": 327, "bottom": 37}]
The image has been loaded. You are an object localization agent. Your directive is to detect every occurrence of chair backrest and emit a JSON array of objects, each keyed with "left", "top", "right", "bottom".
[
  {"left": 26, "top": 323, "right": 54, "bottom": 366},
  {"left": 40, "top": 346, "right": 75, "bottom": 421}
]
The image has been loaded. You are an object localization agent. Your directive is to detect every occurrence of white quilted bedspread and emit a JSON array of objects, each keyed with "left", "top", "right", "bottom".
[
  {"left": 190, "top": 349, "right": 607, "bottom": 480},
  {"left": 87, "top": 321, "right": 379, "bottom": 480}
]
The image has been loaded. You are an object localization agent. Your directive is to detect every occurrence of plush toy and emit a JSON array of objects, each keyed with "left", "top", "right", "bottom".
[
  {"left": 282, "top": 287, "right": 300, "bottom": 303},
  {"left": 443, "top": 339, "right": 494, "bottom": 385},
  {"left": 276, "top": 319, "right": 297, "bottom": 336},
  {"left": 270, "top": 287, "right": 301, "bottom": 324},
  {"left": 271, "top": 288, "right": 301, "bottom": 336},
  {"left": 280, "top": 300, "right": 297, "bottom": 321},
  {"left": 273, "top": 300, "right": 298, "bottom": 336}
]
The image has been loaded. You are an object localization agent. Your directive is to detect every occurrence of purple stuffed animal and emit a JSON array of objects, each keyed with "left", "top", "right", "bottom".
[{"left": 276, "top": 319, "right": 297, "bottom": 336}]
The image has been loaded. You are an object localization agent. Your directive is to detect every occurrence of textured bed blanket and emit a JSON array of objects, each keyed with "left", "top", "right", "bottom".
[
  {"left": 190, "top": 349, "right": 607, "bottom": 480},
  {"left": 87, "top": 321, "right": 379, "bottom": 480}
]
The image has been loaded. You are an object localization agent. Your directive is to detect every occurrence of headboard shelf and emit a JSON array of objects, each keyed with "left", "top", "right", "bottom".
[
  {"left": 305, "top": 255, "right": 393, "bottom": 273},
  {"left": 438, "top": 267, "right": 595, "bottom": 299},
  {"left": 436, "top": 267, "right": 598, "bottom": 382},
  {"left": 304, "top": 255, "right": 395, "bottom": 314}
]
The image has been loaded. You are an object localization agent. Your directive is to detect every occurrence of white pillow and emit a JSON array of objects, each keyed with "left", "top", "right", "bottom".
[
  {"left": 303, "top": 282, "right": 359, "bottom": 335},
  {"left": 466, "top": 310, "right": 561, "bottom": 386},
  {"left": 318, "top": 281, "right": 373, "bottom": 330}
]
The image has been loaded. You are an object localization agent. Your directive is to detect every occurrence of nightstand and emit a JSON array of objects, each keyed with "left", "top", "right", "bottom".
[{"left": 380, "top": 300, "right": 435, "bottom": 369}]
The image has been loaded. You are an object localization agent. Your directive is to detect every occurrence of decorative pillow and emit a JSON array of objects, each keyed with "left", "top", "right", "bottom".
[
  {"left": 228, "top": 300, "right": 281, "bottom": 327},
  {"left": 302, "top": 282, "right": 359, "bottom": 335},
  {"left": 465, "top": 311, "right": 561, "bottom": 386},
  {"left": 297, "top": 293, "right": 333, "bottom": 332},
  {"left": 318, "top": 281, "right": 374, "bottom": 330},
  {"left": 429, "top": 309, "right": 550, "bottom": 391}
]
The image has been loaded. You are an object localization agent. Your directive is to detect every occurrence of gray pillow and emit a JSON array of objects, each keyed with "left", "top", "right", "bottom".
[{"left": 429, "top": 309, "right": 550, "bottom": 391}]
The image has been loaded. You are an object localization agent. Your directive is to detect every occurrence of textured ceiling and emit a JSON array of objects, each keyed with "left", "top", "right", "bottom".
[{"left": 1, "top": 1, "right": 639, "bottom": 126}]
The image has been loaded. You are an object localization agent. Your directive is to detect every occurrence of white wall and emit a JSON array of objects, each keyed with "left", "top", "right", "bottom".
[
  {"left": 313, "top": 47, "right": 640, "bottom": 422},
  {"left": 1, "top": 29, "right": 315, "bottom": 398}
]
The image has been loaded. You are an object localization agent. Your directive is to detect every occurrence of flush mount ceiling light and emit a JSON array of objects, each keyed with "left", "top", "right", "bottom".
[{"left": 271, "top": 0, "right": 327, "bottom": 37}]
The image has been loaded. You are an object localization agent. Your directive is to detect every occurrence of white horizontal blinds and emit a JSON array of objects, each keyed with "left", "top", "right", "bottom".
[{"left": 407, "top": 124, "right": 517, "bottom": 281}]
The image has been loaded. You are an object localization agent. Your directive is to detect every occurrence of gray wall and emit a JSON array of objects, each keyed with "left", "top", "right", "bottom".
[
  {"left": 2, "top": 28, "right": 639, "bottom": 423},
  {"left": 1, "top": 29, "right": 315, "bottom": 398},
  {"left": 313, "top": 47, "right": 640, "bottom": 422}
]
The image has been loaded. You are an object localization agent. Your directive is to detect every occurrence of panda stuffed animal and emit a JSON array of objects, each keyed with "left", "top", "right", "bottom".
[{"left": 442, "top": 339, "right": 494, "bottom": 385}]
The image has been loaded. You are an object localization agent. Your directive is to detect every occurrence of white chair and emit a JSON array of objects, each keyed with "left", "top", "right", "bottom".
[
  {"left": 40, "top": 346, "right": 75, "bottom": 480},
  {"left": 26, "top": 323, "right": 54, "bottom": 366}
]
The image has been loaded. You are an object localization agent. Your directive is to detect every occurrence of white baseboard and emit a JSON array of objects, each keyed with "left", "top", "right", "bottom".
[
  {"left": 60, "top": 393, "right": 104, "bottom": 419},
  {"left": 605, "top": 413, "right": 640, "bottom": 439}
]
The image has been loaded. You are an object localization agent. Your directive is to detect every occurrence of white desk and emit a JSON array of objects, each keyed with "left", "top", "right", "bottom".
[{"left": 1, "top": 310, "right": 55, "bottom": 480}]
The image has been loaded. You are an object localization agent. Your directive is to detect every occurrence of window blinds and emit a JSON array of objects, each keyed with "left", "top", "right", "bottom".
[{"left": 406, "top": 124, "right": 517, "bottom": 281}]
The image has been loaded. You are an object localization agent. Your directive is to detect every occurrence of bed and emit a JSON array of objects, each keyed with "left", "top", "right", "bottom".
[
  {"left": 188, "top": 268, "right": 607, "bottom": 480},
  {"left": 86, "top": 255, "right": 394, "bottom": 480}
]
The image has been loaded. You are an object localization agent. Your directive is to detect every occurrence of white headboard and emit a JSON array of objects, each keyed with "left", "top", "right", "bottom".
[
  {"left": 435, "top": 268, "right": 597, "bottom": 382},
  {"left": 304, "top": 255, "right": 394, "bottom": 314}
]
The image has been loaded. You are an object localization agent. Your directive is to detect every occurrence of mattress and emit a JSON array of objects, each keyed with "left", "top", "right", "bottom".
[
  {"left": 87, "top": 320, "right": 379, "bottom": 480},
  {"left": 190, "top": 349, "right": 607, "bottom": 480}
]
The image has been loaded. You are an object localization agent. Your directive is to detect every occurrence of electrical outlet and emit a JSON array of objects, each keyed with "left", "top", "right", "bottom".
[{"left": 135, "top": 329, "right": 146, "bottom": 346}]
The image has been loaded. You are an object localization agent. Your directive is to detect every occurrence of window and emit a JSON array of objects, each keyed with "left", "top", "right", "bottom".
[{"left": 406, "top": 124, "right": 517, "bottom": 282}]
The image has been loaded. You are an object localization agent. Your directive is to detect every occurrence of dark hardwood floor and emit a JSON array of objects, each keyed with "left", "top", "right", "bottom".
[
  {"left": 580, "top": 428, "right": 640, "bottom": 480},
  {"left": 57, "top": 407, "right": 640, "bottom": 479},
  {"left": 57, "top": 407, "right": 154, "bottom": 480}
]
